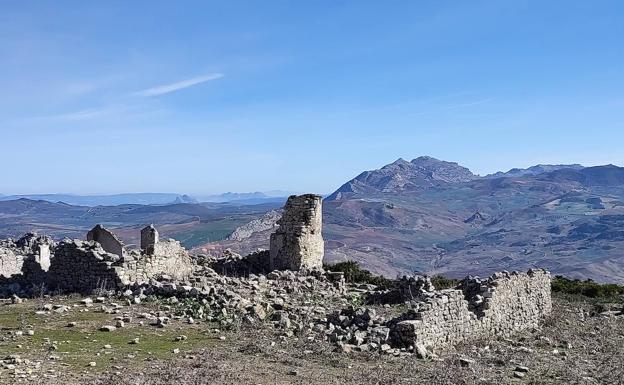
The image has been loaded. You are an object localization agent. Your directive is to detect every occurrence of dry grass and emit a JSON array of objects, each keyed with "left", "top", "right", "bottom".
[
  {"left": 85, "top": 294, "right": 624, "bottom": 385},
  {"left": 4, "top": 294, "right": 623, "bottom": 385}
]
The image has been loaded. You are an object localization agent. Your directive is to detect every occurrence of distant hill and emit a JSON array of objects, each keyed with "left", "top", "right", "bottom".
[
  {"left": 0, "top": 193, "right": 197, "bottom": 206},
  {"left": 0, "top": 198, "right": 283, "bottom": 249},
  {"left": 194, "top": 191, "right": 292, "bottom": 204},
  {"left": 195, "top": 190, "right": 293, "bottom": 205},
  {"left": 0, "top": 191, "right": 292, "bottom": 206},
  {"left": 487, "top": 164, "right": 584, "bottom": 178}
]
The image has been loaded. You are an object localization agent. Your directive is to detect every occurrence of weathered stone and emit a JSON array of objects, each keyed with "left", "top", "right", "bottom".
[
  {"left": 87, "top": 225, "right": 124, "bottom": 258},
  {"left": 269, "top": 194, "right": 324, "bottom": 271},
  {"left": 389, "top": 270, "right": 552, "bottom": 352}
]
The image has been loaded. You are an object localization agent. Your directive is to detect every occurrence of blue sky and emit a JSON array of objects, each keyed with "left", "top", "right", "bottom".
[{"left": 1, "top": 1, "right": 623, "bottom": 195}]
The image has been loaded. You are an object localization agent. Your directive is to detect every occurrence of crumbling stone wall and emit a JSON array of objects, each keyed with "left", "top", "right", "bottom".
[
  {"left": 47, "top": 240, "right": 123, "bottom": 293},
  {"left": 390, "top": 269, "right": 552, "bottom": 352},
  {"left": 119, "top": 238, "right": 194, "bottom": 284},
  {"left": 1, "top": 225, "right": 194, "bottom": 294},
  {"left": 0, "top": 234, "right": 53, "bottom": 281},
  {"left": 0, "top": 247, "right": 23, "bottom": 278},
  {"left": 270, "top": 194, "right": 324, "bottom": 271},
  {"left": 87, "top": 225, "right": 124, "bottom": 258},
  {"left": 209, "top": 249, "right": 271, "bottom": 276}
]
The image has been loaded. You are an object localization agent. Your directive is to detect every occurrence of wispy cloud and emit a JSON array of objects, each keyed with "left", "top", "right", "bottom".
[
  {"left": 12, "top": 103, "right": 165, "bottom": 125},
  {"left": 441, "top": 97, "right": 495, "bottom": 111},
  {"left": 133, "top": 73, "right": 224, "bottom": 97}
]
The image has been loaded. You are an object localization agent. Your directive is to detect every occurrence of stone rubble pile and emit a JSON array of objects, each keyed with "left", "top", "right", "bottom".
[
  {"left": 123, "top": 268, "right": 346, "bottom": 328},
  {"left": 315, "top": 307, "right": 393, "bottom": 353}
]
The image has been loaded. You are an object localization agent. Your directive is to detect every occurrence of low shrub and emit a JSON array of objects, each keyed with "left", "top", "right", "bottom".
[
  {"left": 324, "top": 261, "right": 394, "bottom": 290},
  {"left": 430, "top": 275, "right": 460, "bottom": 289},
  {"left": 551, "top": 275, "right": 624, "bottom": 300}
]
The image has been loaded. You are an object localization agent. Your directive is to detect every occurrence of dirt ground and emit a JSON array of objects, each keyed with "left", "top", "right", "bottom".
[{"left": 2, "top": 294, "right": 623, "bottom": 385}]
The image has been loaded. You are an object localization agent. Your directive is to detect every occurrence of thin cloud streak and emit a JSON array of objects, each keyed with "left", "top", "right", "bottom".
[
  {"left": 133, "top": 73, "right": 224, "bottom": 97},
  {"left": 11, "top": 103, "right": 165, "bottom": 125}
]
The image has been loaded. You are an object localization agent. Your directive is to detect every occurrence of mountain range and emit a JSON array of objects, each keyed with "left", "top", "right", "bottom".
[
  {"left": 2, "top": 157, "right": 624, "bottom": 283},
  {"left": 207, "top": 157, "right": 624, "bottom": 283},
  {"left": 0, "top": 198, "right": 283, "bottom": 249},
  {"left": 0, "top": 192, "right": 289, "bottom": 206}
]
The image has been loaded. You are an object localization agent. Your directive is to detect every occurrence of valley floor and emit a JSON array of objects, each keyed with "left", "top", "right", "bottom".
[{"left": 1, "top": 294, "right": 623, "bottom": 385}]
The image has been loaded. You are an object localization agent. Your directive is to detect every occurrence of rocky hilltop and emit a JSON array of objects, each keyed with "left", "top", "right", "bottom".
[{"left": 326, "top": 156, "right": 477, "bottom": 200}]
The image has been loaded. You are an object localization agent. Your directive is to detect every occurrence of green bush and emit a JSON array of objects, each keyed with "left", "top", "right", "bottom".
[
  {"left": 430, "top": 275, "right": 460, "bottom": 289},
  {"left": 324, "top": 261, "right": 394, "bottom": 290},
  {"left": 551, "top": 275, "right": 624, "bottom": 299}
]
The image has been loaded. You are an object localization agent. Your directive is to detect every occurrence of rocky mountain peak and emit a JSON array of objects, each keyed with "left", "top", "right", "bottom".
[{"left": 326, "top": 156, "right": 477, "bottom": 200}]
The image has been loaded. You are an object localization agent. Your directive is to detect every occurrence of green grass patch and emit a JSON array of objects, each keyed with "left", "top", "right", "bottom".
[{"left": 0, "top": 299, "right": 217, "bottom": 373}]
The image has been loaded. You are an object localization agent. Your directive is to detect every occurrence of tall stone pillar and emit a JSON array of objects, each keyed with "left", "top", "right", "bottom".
[{"left": 269, "top": 194, "right": 324, "bottom": 271}]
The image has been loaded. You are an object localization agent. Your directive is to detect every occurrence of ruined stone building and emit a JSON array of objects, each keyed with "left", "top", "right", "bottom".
[
  {"left": 0, "top": 193, "right": 328, "bottom": 294},
  {"left": 1, "top": 225, "right": 193, "bottom": 294},
  {"left": 269, "top": 194, "right": 324, "bottom": 271}
]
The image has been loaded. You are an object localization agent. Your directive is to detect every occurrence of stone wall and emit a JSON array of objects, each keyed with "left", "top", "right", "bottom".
[
  {"left": 86, "top": 225, "right": 124, "bottom": 258},
  {"left": 269, "top": 194, "right": 324, "bottom": 271},
  {"left": 0, "top": 247, "right": 23, "bottom": 278},
  {"left": 47, "top": 240, "right": 123, "bottom": 293},
  {"left": 120, "top": 238, "right": 194, "bottom": 284},
  {"left": 1, "top": 226, "right": 194, "bottom": 295},
  {"left": 0, "top": 233, "right": 53, "bottom": 280},
  {"left": 390, "top": 269, "right": 552, "bottom": 352},
  {"left": 46, "top": 237, "right": 194, "bottom": 293}
]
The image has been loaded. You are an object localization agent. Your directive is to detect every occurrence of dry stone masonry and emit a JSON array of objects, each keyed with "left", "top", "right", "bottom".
[
  {"left": 0, "top": 234, "right": 53, "bottom": 287},
  {"left": 141, "top": 224, "right": 159, "bottom": 255},
  {"left": 390, "top": 269, "right": 552, "bottom": 354},
  {"left": 270, "top": 194, "right": 324, "bottom": 271},
  {"left": 86, "top": 225, "right": 124, "bottom": 258},
  {"left": 1, "top": 225, "right": 193, "bottom": 294}
]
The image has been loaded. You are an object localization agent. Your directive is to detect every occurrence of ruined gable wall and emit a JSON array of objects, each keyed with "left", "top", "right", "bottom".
[
  {"left": 86, "top": 225, "right": 124, "bottom": 258},
  {"left": 391, "top": 269, "right": 552, "bottom": 351},
  {"left": 270, "top": 194, "right": 324, "bottom": 271}
]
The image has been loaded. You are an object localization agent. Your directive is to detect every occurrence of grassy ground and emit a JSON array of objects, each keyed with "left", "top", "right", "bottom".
[
  {"left": 1, "top": 294, "right": 623, "bottom": 384},
  {"left": 0, "top": 296, "right": 218, "bottom": 383}
]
